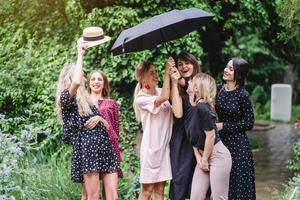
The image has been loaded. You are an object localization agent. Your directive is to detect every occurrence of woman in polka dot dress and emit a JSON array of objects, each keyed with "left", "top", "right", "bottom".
[
  {"left": 86, "top": 70, "right": 123, "bottom": 197},
  {"left": 215, "top": 58, "right": 256, "bottom": 200},
  {"left": 56, "top": 43, "right": 120, "bottom": 200}
]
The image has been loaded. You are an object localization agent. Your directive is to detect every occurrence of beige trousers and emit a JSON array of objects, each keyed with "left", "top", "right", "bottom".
[{"left": 191, "top": 141, "right": 232, "bottom": 200}]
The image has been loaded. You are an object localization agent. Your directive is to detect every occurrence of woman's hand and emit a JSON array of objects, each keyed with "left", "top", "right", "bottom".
[
  {"left": 196, "top": 156, "right": 209, "bottom": 172},
  {"left": 216, "top": 122, "right": 223, "bottom": 131},
  {"left": 101, "top": 118, "right": 110, "bottom": 130},
  {"left": 166, "top": 57, "right": 176, "bottom": 70},
  {"left": 200, "top": 158, "right": 209, "bottom": 172},
  {"left": 178, "top": 77, "right": 186, "bottom": 87},
  {"left": 84, "top": 116, "right": 109, "bottom": 130},
  {"left": 169, "top": 67, "right": 181, "bottom": 83},
  {"left": 77, "top": 42, "right": 87, "bottom": 57},
  {"left": 196, "top": 155, "right": 203, "bottom": 169}
]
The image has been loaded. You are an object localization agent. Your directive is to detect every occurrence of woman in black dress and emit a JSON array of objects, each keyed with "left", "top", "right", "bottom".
[
  {"left": 215, "top": 58, "right": 256, "bottom": 200},
  {"left": 169, "top": 52, "right": 201, "bottom": 200},
  {"left": 56, "top": 42, "right": 120, "bottom": 200}
]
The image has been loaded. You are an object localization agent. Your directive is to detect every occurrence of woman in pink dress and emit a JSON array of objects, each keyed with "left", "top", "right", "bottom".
[
  {"left": 86, "top": 70, "right": 123, "bottom": 199},
  {"left": 133, "top": 57, "right": 182, "bottom": 200}
]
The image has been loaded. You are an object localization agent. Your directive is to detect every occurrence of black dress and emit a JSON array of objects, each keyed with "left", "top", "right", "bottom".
[
  {"left": 169, "top": 95, "right": 196, "bottom": 200},
  {"left": 60, "top": 89, "right": 120, "bottom": 182},
  {"left": 215, "top": 84, "right": 256, "bottom": 200}
]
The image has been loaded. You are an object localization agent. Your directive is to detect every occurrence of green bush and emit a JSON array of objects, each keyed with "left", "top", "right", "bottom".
[
  {"left": 288, "top": 140, "right": 300, "bottom": 172},
  {"left": 253, "top": 101, "right": 271, "bottom": 121},
  {"left": 0, "top": 0, "right": 299, "bottom": 198}
]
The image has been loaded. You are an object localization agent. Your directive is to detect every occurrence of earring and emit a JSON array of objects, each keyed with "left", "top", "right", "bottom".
[{"left": 144, "top": 83, "right": 150, "bottom": 90}]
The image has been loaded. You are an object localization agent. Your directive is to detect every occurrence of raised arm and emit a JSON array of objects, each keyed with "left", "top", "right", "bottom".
[
  {"left": 170, "top": 66, "right": 183, "bottom": 118},
  {"left": 154, "top": 57, "right": 175, "bottom": 107},
  {"left": 68, "top": 42, "right": 87, "bottom": 97}
]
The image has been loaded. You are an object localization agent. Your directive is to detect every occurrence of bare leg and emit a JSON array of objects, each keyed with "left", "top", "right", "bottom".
[
  {"left": 102, "top": 172, "right": 118, "bottom": 200},
  {"left": 83, "top": 173, "right": 100, "bottom": 200},
  {"left": 153, "top": 182, "right": 165, "bottom": 200},
  {"left": 82, "top": 183, "right": 87, "bottom": 200},
  {"left": 138, "top": 183, "right": 154, "bottom": 200}
]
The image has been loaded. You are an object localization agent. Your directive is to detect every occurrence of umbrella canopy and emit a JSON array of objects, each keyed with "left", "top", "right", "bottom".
[{"left": 111, "top": 8, "right": 214, "bottom": 55}]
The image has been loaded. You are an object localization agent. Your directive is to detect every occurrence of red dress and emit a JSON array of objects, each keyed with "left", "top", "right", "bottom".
[{"left": 98, "top": 99, "right": 123, "bottom": 178}]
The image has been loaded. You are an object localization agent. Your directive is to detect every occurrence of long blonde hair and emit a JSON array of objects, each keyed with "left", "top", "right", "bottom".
[
  {"left": 133, "top": 61, "right": 153, "bottom": 122},
  {"left": 56, "top": 63, "right": 94, "bottom": 123},
  {"left": 192, "top": 73, "right": 216, "bottom": 112}
]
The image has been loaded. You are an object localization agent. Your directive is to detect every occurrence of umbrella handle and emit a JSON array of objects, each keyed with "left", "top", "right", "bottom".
[{"left": 159, "top": 29, "right": 170, "bottom": 55}]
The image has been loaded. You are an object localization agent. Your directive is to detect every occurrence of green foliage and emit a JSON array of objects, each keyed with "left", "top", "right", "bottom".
[
  {"left": 288, "top": 176, "right": 300, "bottom": 199},
  {"left": 224, "top": 32, "right": 285, "bottom": 94},
  {"left": 223, "top": 0, "right": 270, "bottom": 30},
  {"left": 277, "top": 0, "right": 300, "bottom": 60},
  {"left": 253, "top": 101, "right": 271, "bottom": 121},
  {"left": 291, "top": 105, "right": 300, "bottom": 123},
  {"left": 251, "top": 85, "right": 268, "bottom": 104},
  {"left": 288, "top": 139, "right": 300, "bottom": 171},
  {"left": 16, "top": 149, "right": 82, "bottom": 200},
  {"left": 0, "top": 0, "right": 299, "bottom": 198},
  {"left": 272, "top": 177, "right": 298, "bottom": 200}
]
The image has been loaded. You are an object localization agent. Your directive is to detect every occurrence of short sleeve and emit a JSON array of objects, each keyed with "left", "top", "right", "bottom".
[
  {"left": 198, "top": 103, "right": 216, "bottom": 131},
  {"left": 135, "top": 94, "right": 162, "bottom": 114}
]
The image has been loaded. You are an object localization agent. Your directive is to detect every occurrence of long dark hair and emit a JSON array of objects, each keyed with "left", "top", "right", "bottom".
[
  {"left": 232, "top": 58, "right": 250, "bottom": 87},
  {"left": 176, "top": 52, "right": 201, "bottom": 96}
]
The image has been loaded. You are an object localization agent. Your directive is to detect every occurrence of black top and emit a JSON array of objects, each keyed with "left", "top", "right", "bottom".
[
  {"left": 169, "top": 95, "right": 196, "bottom": 200},
  {"left": 184, "top": 101, "right": 220, "bottom": 150}
]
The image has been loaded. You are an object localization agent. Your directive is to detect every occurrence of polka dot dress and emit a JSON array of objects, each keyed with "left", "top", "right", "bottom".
[
  {"left": 60, "top": 89, "right": 120, "bottom": 183},
  {"left": 215, "top": 84, "right": 256, "bottom": 200}
]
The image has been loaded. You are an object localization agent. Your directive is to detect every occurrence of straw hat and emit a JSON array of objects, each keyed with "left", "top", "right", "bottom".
[{"left": 77, "top": 27, "right": 111, "bottom": 48}]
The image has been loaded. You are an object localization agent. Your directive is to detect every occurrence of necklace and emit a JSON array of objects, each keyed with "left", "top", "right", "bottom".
[{"left": 225, "top": 83, "right": 238, "bottom": 91}]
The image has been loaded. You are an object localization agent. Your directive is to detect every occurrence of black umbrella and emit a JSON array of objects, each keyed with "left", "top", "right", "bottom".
[{"left": 111, "top": 8, "right": 214, "bottom": 55}]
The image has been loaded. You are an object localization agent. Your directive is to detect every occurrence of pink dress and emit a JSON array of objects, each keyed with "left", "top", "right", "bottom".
[
  {"left": 98, "top": 99, "right": 123, "bottom": 178},
  {"left": 135, "top": 88, "right": 173, "bottom": 183}
]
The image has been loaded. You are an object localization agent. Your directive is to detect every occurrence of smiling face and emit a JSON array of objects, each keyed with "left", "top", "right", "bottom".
[
  {"left": 223, "top": 60, "right": 235, "bottom": 82},
  {"left": 142, "top": 64, "right": 159, "bottom": 88},
  {"left": 178, "top": 58, "right": 194, "bottom": 79},
  {"left": 89, "top": 72, "right": 104, "bottom": 94}
]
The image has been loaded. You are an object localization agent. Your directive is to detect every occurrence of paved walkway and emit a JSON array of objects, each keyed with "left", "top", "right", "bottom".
[
  {"left": 249, "top": 122, "right": 300, "bottom": 199},
  {"left": 134, "top": 123, "right": 300, "bottom": 199}
]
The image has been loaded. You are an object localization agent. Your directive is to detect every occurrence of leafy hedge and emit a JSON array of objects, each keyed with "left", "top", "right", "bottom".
[{"left": 0, "top": 0, "right": 299, "bottom": 198}]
